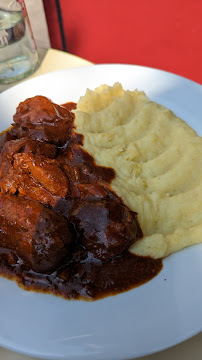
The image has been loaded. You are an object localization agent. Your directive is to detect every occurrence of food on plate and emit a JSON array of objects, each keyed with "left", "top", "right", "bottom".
[
  {"left": 75, "top": 83, "right": 202, "bottom": 259},
  {"left": 0, "top": 193, "right": 72, "bottom": 273},
  {"left": 12, "top": 95, "right": 74, "bottom": 146},
  {"left": 0, "top": 82, "right": 201, "bottom": 300},
  {"left": 0, "top": 137, "right": 68, "bottom": 206},
  {"left": 0, "top": 94, "right": 162, "bottom": 299}
]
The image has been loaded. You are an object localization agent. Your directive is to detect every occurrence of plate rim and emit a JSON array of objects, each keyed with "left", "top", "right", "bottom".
[
  {"left": 1, "top": 63, "right": 201, "bottom": 98},
  {"left": 0, "top": 64, "right": 201, "bottom": 360}
]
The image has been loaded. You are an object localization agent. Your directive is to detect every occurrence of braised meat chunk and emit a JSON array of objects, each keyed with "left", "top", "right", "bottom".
[
  {"left": 11, "top": 96, "right": 75, "bottom": 146},
  {"left": 0, "top": 138, "right": 68, "bottom": 206},
  {"left": 0, "top": 194, "right": 73, "bottom": 273},
  {"left": 14, "top": 153, "right": 69, "bottom": 198},
  {"left": 0, "top": 130, "right": 16, "bottom": 153},
  {"left": 0, "top": 95, "right": 156, "bottom": 302},
  {"left": 69, "top": 199, "right": 138, "bottom": 261}
]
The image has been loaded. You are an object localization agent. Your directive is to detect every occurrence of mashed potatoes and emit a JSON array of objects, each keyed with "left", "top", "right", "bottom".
[{"left": 74, "top": 83, "right": 202, "bottom": 259}]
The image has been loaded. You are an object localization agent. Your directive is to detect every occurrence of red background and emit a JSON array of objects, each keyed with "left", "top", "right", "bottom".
[{"left": 43, "top": 0, "right": 202, "bottom": 84}]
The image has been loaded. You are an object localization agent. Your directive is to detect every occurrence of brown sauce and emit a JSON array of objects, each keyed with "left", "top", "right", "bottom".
[
  {"left": 0, "top": 98, "right": 163, "bottom": 300},
  {"left": 0, "top": 248, "right": 162, "bottom": 300}
]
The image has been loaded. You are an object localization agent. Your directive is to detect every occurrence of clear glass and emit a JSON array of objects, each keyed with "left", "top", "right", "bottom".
[{"left": 0, "top": 0, "right": 38, "bottom": 84}]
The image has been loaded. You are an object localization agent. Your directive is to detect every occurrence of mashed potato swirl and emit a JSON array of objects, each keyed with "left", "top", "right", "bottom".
[{"left": 74, "top": 83, "right": 202, "bottom": 258}]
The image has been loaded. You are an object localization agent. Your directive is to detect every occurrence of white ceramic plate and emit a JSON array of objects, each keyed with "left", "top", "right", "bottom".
[{"left": 0, "top": 65, "right": 201, "bottom": 360}]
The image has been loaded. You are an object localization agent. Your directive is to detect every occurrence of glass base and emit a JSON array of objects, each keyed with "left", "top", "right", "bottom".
[{"left": 0, "top": 56, "right": 38, "bottom": 84}]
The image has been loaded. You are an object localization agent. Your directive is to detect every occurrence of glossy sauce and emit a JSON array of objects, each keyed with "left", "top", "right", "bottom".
[
  {"left": 0, "top": 248, "right": 162, "bottom": 300},
  {"left": 0, "top": 100, "right": 163, "bottom": 300}
]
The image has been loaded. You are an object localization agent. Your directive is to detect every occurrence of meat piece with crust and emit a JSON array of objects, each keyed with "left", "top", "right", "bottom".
[
  {"left": 0, "top": 193, "right": 73, "bottom": 273},
  {"left": 0, "top": 138, "right": 68, "bottom": 206},
  {"left": 0, "top": 130, "right": 16, "bottom": 153},
  {"left": 14, "top": 153, "right": 69, "bottom": 198},
  {"left": 11, "top": 96, "right": 74, "bottom": 146},
  {"left": 69, "top": 199, "right": 138, "bottom": 261}
]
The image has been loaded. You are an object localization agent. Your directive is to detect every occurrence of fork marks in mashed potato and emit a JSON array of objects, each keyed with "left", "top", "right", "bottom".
[{"left": 74, "top": 83, "right": 202, "bottom": 259}]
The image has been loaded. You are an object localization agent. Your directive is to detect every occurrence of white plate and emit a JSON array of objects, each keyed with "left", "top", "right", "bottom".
[{"left": 0, "top": 65, "right": 201, "bottom": 360}]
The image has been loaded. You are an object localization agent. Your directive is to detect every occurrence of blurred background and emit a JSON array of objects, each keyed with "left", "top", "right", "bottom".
[
  {"left": 25, "top": 0, "right": 50, "bottom": 49},
  {"left": 19, "top": 0, "right": 202, "bottom": 84}
]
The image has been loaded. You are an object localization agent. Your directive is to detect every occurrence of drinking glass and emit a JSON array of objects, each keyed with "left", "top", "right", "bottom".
[{"left": 0, "top": 0, "right": 38, "bottom": 84}]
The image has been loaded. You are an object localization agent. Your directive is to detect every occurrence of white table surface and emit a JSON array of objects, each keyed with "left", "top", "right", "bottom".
[{"left": 0, "top": 49, "right": 201, "bottom": 360}]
